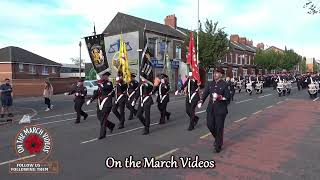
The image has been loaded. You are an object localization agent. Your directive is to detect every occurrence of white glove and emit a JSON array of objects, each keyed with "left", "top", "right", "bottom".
[
  {"left": 131, "top": 101, "right": 135, "bottom": 107},
  {"left": 75, "top": 93, "right": 79, "bottom": 96},
  {"left": 64, "top": 92, "right": 69, "bottom": 96},
  {"left": 174, "top": 90, "right": 179, "bottom": 95},
  {"left": 197, "top": 103, "right": 202, "bottom": 108},
  {"left": 86, "top": 100, "right": 91, "bottom": 105}
]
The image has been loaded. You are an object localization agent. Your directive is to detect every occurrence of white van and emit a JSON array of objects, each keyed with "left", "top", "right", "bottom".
[{"left": 84, "top": 80, "right": 98, "bottom": 96}]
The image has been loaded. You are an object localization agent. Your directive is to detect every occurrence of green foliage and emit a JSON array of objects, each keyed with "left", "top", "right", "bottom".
[
  {"left": 299, "top": 57, "right": 307, "bottom": 73},
  {"left": 185, "top": 19, "right": 229, "bottom": 71},
  {"left": 313, "top": 62, "right": 319, "bottom": 72},
  {"left": 255, "top": 49, "right": 301, "bottom": 71},
  {"left": 304, "top": 0, "right": 320, "bottom": 14},
  {"left": 85, "top": 68, "right": 97, "bottom": 80}
]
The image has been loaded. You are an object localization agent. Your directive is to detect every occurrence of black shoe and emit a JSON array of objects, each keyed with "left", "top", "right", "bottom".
[
  {"left": 118, "top": 123, "right": 124, "bottom": 129},
  {"left": 84, "top": 114, "right": 88, "bottom": 120},
  {"left": 128, "top": 116, "right": 134, "bottom": 120},
  {"left": 8, "top": 113, "right": 13, "bottom": 117},
  {"left": 98, "top": 136, "right": 106, "bottom": 140},
  {"left": 142, "top": 127, "right": 149, "bottom": 135},
  {"left": 166, "top": 113, "right": 171, "bottom": 121},
  {"left": 0, "top": 114, "right": 4, "bottom": 118},
  {"left": 74, "top": 121, "right": 80, "bottom": 124},
  {"left": 187, "top": 125, "right": 194, "bottom": 131},
  {"left": 215, "top": 147, "right": 222, "bottom": 153}
]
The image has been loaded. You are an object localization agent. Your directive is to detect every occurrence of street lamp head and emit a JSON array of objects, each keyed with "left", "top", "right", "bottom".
[{"left": 79, "top": 41, "right": 82, "bottom": 47}]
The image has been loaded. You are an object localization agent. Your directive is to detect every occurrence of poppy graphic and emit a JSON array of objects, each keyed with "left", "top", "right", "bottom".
[{"left": 23, "top": 134, "right": 44, "bottom": 155}]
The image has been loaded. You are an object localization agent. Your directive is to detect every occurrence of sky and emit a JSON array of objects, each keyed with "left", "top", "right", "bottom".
[{"left": 0, "top": 0, "right": 320, "bottom": 64}]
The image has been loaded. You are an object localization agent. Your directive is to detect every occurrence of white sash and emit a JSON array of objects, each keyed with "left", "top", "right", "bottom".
[
  {"left": 141, "top": 96, "right": 150, "bottom": 107},
  {"left": 160, "top": 94, "right": 167, "bottom": 103},
  {"left": 115, "top": 94, "right": 124, "bottom": 104},
  {"left": 98, "top": 97, "right": 109, "bottom": 110}
]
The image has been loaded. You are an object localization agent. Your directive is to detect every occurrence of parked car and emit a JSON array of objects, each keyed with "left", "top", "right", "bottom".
[{"left": 84, "top": 80, "right": 98, "bottom": 96}]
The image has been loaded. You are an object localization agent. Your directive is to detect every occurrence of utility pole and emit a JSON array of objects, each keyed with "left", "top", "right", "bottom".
[
  {"left": 197, "top": 0, "right": 199, "bottom": 65},
  {"left": 79, "top": 41, "right": 82, "bottom": 78}
]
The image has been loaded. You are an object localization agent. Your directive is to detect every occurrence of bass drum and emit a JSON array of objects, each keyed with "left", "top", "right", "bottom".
[{"left": 246, "top": 83, "right": 253, "bottom": 95}]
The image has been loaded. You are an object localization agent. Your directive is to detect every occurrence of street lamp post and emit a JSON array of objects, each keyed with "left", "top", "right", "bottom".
[{"left": 79, "top": 41, "right": 82, "bottom": 79}]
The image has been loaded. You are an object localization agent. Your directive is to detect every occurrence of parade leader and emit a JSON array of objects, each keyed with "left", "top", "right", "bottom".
[{"left": 197, "top": 67, "right": 230, "bottom": 153}]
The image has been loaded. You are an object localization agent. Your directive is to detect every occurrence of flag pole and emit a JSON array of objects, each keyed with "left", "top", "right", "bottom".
[{"left": 196, "top": 0, "right": 199, "bottom": 65}]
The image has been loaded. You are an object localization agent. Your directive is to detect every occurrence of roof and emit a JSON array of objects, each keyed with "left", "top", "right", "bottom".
[
  {"left": 61, "top": 64, "right": 84, "bottom": 69},
  {"left": 0, "top": 46, "right": 61, "bottom": 66},
  {"left": 103, "top": 12, "right": 186, "bottom": 40},
  {"left": 266, "top": 46, "right": 284, "bottom": 52},
  {"left": 229, "top": 41, "right": 256, "bottom": 53}
]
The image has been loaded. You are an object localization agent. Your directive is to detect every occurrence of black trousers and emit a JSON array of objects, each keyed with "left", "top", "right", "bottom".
[
  {"left": 44, "top": 98, "right": 51, "bottom": 108},
  {"left": 126, "top": 101, "right": 137, "bottom": 119},
  {"left": 157, "top": 101, "right": 170, "bottom": 123},
  {"left": 97, "top": 107, "right": 115, "bottom": 138},
  {"left": 112, "top": 101, "right": 126, "bottom": 125},
  {"left": 74, "top": 100, "right": 87, "bottom": 122},
  {"left": 230, "top": 90, "right": 235, "bottom": 101},
  {"left": 206, "top": 112, "right": 227, "bottom": 149},
  {"left": 186, "top": 101, "right": 198, "bottom": 127},
  {"left": 137, "top": 103, "right": 151, "bottom": 128}
]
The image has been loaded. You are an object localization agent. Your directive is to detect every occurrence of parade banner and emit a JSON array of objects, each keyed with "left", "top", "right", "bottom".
[
  {"left": 140, "top": 28, "right": 154, "bottom": 85},
  {"left": 85, "top": 34, "right": 110, "bottom": 76}
]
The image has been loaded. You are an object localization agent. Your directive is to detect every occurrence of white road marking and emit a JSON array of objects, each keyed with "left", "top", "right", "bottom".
[
  {"left": 253, "top": 110, "right": 262, "bottom": 115},
  {"left": 266, "top": 105, "right": 273, "bottom": 109},
  {"left": 313, "top": 97, "right": 319, "bottom": 102},
  {"left": 234, "top": 117, "right": 247, "bottom": 123},
  {"left": 195, "top": 110, "right": 206, "bottom": 114},
  {"left": 0, "top": 155, "right": 36, "bottom": 166},
  {"left": 34, "top": 115, "right": 95, "bottom": 126},
  {"left": 81, "top": 122, "right": 159, "bottom": 144},
  {"left": 285, "top": 98, "right": 289, "bottom": 101},
  {"left": 155, "top": 148, "right": 179, "bottom": 160},
  {"left": 277, "top": 101, "right": 284, "bottom": 104},
  {"left": 32, "top": 109, "right": 96, "bottom": 121},
  {"left": 200, "top": 132, "right": 211, "bottom": 139},
  {"left": 258, "top": 94, "right": 272, "bottom": 98},
  {"left": 235, "top": 99, "right": 253, "bottom": 104}
]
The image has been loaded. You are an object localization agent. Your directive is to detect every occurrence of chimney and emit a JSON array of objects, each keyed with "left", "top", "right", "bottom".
[
  {"left": 164, "top": 14, "right": 177, "bottom": 29},
  {"left": 230, "top": 34, "right": 239, "bottom": 43},
  {"left": 257, "top": 43, "right": 265, "bottom": 50},
  {"left": 246, "top": 40, "right": 253, "bottom": 46},
  {"left": 239, "top": 37, "right": 247, "bottom": 45}
]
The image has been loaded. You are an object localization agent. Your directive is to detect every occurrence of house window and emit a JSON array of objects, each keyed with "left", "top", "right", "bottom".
[
  {"left": 175, "top": 45, "right": 181, "bottom": 59},
  {"left": 52, "top": 67, "right": 56, "bottom": 74},
  {"left": 229, "top": 53, "right": 232, "bottom": 63},
  {"left": 223, "top": 68, "right": 227, "bottom": 76},
  {"left": 232, "top": 68, "right": 238, "bottom": 78},
  {"left": 18, "top": 63, "right": 24, "bottom": 72},
  {"left": 252, "top": 69, "right": 255, "bottom": 75},
  {"left": 235, "top": 54, "right": 238, "bottom": 64},
  {"left": 42, "top": 66, "right": 49, "bottom": 75},
  {"left": 29, "top": 65, "right": 36, "bottom": 74},
  {"left": 148, "top": 38, "right": 157, "bottom": 58},
  {"left": 207, "top": 68, "right": 213, "bottom": 81},
  {"left": 243, "top": 69, "right": 248, "bottom": 76}
]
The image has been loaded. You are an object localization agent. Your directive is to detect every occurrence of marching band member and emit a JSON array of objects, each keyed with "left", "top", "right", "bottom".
[
  {"left": 126, "top": 73, "right": 139, "bottom": 120},
  {"left": 87, "top": 71, "right": 115, "bottom": 140},
  {"left": 198, "top": 67, "right": 230, "bottom": 153},
  {"left": 176, "top": 72, "right": 200, "bottom": 131},
  {"left": 153, "top": 73, "right": 171, "bottom": 125},
  {"left": 64, "top": 79, "right": 88, "bottom": 124},
  {"left": 226, "top": 77, "right": 235, "bottom": 103},
  {"left": 135, "top": 78, "right": 154, "bottom": 135},
  {"left": 112, "top": 74, "right": 127, "bottom": 129}
]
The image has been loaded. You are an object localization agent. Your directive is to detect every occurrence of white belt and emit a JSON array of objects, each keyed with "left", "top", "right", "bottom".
[
  {"left": 98, "top": 97, "right": 109, "bottom": 110},
  {"left": 115, "top": 94, "right": 124, "bottom": 104},
  {"left": 189, "top": 92, "right": 196, "bottom": 103},
  {"left": 160, "top": 94, "right": 167, "bottom": 104},
  {"left": 141, "top": 96, "right": 150, "bottom": 107}
]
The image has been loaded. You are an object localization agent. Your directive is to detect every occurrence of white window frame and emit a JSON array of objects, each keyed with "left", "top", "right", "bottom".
[
  {"left": 235, "top": 54, "right": 238, "bottom": 64},
  {"left": 229, "top": 53, "right": 232, "bottom": 63},
  {"left": 29, "top": 65, "right": 36, "bottom": 74},
  {"left": 248, "top": 56, "right": 251, "bottom": 65},
  {"left": 243, "top": 69, "right": 248, "bottom": 76},
  {"left": 232, "top": 68, "right": 238, "bottom": 78},
  {"left": 175, "top": 45, "right": 181, "bottom": 59},
  {"left": 52, "top": 67, "right": 56, "bottom": 74},
  {"left": 207, "top": 68, "right": 213, "bottom": 81},
  {"left": 18, "top": 63, "right": 24, "bottom": 72},
  {"left": 42, "top": 66, "right": 49, "bottom": 75},
  {"left": 252, "top": 69, "right": 255, "bottom": 75}
]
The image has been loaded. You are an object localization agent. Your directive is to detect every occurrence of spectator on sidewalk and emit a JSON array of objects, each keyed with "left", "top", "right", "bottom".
[
  {"left": 43, "top": 80, "right": 53, "bottom": 111},
  {"left": 0, "top": 78, "right": 13, "bottom": 119}
]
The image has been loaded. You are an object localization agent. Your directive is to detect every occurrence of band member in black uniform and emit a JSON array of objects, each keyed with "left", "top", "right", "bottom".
[
  {"left": 177, "top": 72, "right": 200, "bottom": 131},
  {"left": 87, "top": 72, "right": 115, "bottom": 140},
  {"left": 135, "top": 78, "right": 154, "bottom": 135},
  {"left": 64, "top": 79, "right": 88, "bottom": 124},
  {"left": 153, "top": 73, "right": 171, "bottom": 125},
  {"left": 112, "top": 74, "right": 127, "bottom": 129},
  {"left": 126, "top": 73, "right": 139, "bottom": 120},
  {"left": 198, "top": 67, "right": 230, "bottom": 153},
  {"left": 226, "top": 77, "right": 235, "bottom": 103}
]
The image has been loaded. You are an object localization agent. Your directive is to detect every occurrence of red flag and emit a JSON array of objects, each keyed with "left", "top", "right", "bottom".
[{"left": 187, "top": 32, "right": 201, "bottom": 83}]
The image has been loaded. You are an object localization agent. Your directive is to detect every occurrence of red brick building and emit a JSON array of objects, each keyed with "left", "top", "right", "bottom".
[{"left": 0, "top": 46, "right": 61, "bottom": 80}]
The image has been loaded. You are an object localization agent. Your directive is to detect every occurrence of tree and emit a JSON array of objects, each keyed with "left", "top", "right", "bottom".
[
  {"left": 279, "top": 49, "right": 301, "bottom": 71},
  {"left": 304, "top": 0, "right": 320, "bottom": 14},
  {"left": 71, "top": 58, "right": 85, "bottom": 66},
  {"left": 313, "top": 62, "right": 319, "bottom": 72},
  {"left": 300, "top": 57, "right": 307, "bottom": 73},
  {"left": 255, "top": 50, "right": 280, "bottom": 71},
  {"left": 185, "top": 20, "right": 229, "bottom": 72},
  {"left": 86, "top": 67, "right": 97, "bottom": 80}
]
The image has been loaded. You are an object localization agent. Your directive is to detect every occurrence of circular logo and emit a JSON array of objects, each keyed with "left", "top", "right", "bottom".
[{"left": 14, "top": 125, "right": 53, "bottom": 162}]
